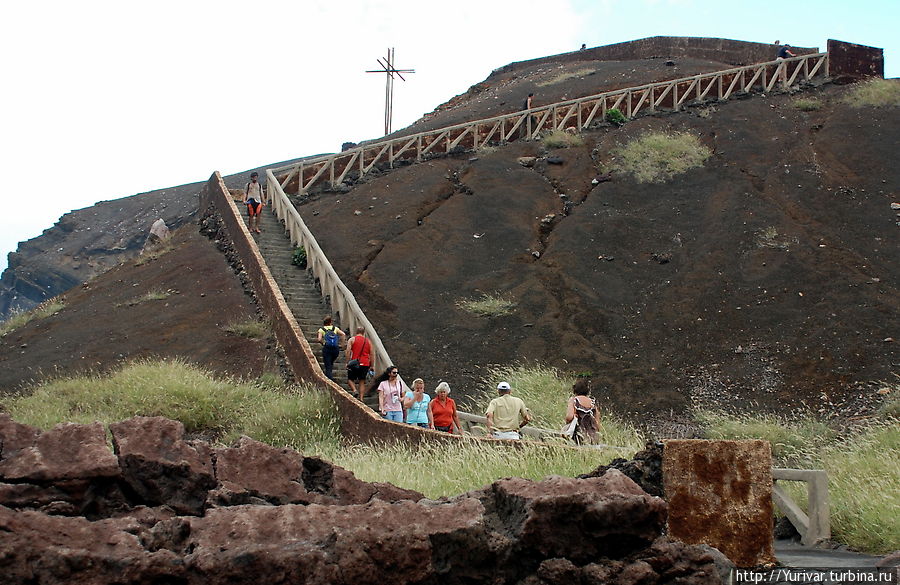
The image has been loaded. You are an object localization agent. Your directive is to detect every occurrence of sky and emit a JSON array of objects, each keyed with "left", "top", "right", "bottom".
[{"left": 2, "top": 0, "right": 898, "bottom": 273}]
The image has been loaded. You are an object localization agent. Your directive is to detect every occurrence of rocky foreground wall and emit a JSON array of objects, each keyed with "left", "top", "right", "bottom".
[{"left": 0, "top": 414, "right": 728, "bottom": 585}]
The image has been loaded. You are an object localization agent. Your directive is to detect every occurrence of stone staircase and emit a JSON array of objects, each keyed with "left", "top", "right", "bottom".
[{"left": 245, "top": 208, "right": 355, "bottom": 389}]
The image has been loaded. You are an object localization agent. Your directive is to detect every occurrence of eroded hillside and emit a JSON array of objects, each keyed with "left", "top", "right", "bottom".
[{"left": 298, "top": 80, "right": 898, "bottom": 418}]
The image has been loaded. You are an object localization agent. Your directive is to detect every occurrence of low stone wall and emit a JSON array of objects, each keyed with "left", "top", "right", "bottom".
[
  {"left": 199, "top": 172, "right": 455, "bottom": 445},
  {"left": 828, "top": 39, "right": 884, "bottom": 80},
  {"left": 492, "top": 36, "right": 819, "bottom": 77}
]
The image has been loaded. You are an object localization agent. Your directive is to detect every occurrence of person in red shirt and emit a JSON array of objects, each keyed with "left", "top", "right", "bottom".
[
  {"left": 346, "top": 327, "right": 373, "bottom": 400},
  {"left": 428, "top": 382, "right": 461, "bottom": 434}
]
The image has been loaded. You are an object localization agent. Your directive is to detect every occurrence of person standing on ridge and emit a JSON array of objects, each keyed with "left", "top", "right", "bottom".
[
  {"left": 485, "top": 381, "right": 532, "bottom": 440},
  {"left": 244, "top": 171, "right": 265, "bottom": 234},
  {"left": 346, "top": 326, "right": 373, "bottom": 400},
  {"left": 316, "top": 316, "right": 345, "bottom": 382}
]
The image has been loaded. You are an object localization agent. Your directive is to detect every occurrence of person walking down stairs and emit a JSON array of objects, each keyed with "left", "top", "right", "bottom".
[
  {"left": 243, "top": 171, "right": 266, "bottom": 234},
  {"left": 316, "top": 316, "right": 345, "bottom": 381}
]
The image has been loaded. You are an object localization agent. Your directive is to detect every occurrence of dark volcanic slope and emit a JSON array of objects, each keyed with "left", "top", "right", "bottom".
[
  {"left": 300, "top": 80, "right": 898, "bottom": 418},
  {"left": 0, "top": 226, "right": 277, "bottom": 393}
]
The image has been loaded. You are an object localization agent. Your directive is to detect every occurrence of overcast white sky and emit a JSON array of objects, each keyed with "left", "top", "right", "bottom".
[{"left": 2, "top": 0, "right": 897, "bottom": 273}]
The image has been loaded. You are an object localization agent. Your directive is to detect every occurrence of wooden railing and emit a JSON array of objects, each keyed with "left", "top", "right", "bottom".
[
  {"left": 272, "top": 52, "right": 828, "bottom": 194},
  {"left": 772, "top": 468, "right": 831, "bottom": 546}
]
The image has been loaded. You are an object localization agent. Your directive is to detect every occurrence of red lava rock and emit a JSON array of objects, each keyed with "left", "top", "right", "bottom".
[
  {"left": 110, "top": 416, "right": 216, "bottom": 515},
  {"left": 0, "top": 415, "right": 724, "bottom": 584},
  {"left": 0, "top": 418, "right": 118, "bottom": 482}
]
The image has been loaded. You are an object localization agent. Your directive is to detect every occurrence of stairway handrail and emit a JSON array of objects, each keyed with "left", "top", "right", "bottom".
[
  {"left": 270, "top": 53, "right": 828, "bottom": 189},
  {"left": 266, "top": 170, "right": 394, "bottom": 374}
]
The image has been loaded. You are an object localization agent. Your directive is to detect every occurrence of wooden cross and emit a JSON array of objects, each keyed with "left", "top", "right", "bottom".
[{"left": 366, "top": 48, "right": 415, "bottom": 136}]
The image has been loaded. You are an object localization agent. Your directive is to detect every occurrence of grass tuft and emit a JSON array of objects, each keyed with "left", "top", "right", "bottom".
[
  {"left": 0, "top": 300, "right": 66, "bottom": 337},
  {"left": 793, "top": 98, "right": 823, "bottom": 112},
  {"left": 614, "top": 131, "right": 711, "bottom": 183},
  {"left": 224, "top": 319, "right": 271, "bottom": 339},
  {"left": 134, "top": 242, "right": 176, "bottom": 266},
  {"left": 537, "top": 67, "right": 594, "bottom": 88},
  {"left": 842, "top": 78, "right": 900, "bottom": 108},
  {"left": 542, "top": 130, "right": 585, "bottom": 149},
  {"left": 457, "top": 293, "right": 516, "bottom": 317},
  {"left": 756, "top": 226, "right": 798, "bottom": 250}
]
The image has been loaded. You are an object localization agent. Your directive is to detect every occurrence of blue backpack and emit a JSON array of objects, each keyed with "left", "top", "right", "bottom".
[{"left": 323, "top": 327, "right": 340, "bottom": 349}]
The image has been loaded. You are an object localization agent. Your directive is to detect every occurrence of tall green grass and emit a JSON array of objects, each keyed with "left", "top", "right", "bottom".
[
  {"left": 469, "top": 364, "right": 643, "bottom": 451},
  {"left": 699, "top": 410, "right": 899, "bottom": 554},
  {"left": 1, "top": 359, "right": 635, "bottom": 502},
  {"left": 331, "top": 439, "right": 618, "bottom": 499},
  {"left": 2, "top": 359, "right": 340, "bottom": 453},
  {"left": 842, "top": 78, "right": 900, "bottom": 108},
  {"left": 0, "top": 300, "right": 66, "bottom": 337}
]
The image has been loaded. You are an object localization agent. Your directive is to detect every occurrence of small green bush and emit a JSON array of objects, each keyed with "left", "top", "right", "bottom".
[
  {"left": 842, "top": 78, "right": 900, "bottom": 108},
  {"left": 542, "top": 130, "right": 584, "bottom": 149},
  {"left": 605, "top": 108, "right": 627, "bottom": 125},
  {"left": 457, "top": 293, "right": 516, "bottom": 317},
  {"left": 614, "top": 131, "right": 711, "bottom": 183},
  {"left": 0, "top": 300, "right": 66, "bottom": 337},
  {"left": 794, "top": 98, "right": 823, "bottom": 111},
  {"left": 291, "top": 246, "right": 307, "bottom": 268}
]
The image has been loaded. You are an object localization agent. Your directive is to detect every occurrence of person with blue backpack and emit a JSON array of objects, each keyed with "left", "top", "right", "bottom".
[{"left": 316, "top": 316, "right": 345, "bottom": 381}]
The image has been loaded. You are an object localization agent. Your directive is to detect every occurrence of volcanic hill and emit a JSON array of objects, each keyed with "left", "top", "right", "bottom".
[{"left": 1, "top": 38, "right": 897, "bottom": 424}]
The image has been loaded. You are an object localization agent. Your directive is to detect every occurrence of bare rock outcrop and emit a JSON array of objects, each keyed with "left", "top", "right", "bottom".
[{"left": 0, "top": 415, "right": 723, "bottom": 584}]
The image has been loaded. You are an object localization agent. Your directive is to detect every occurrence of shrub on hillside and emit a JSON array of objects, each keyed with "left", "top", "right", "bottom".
[
  {"left": 842, "top": 78, "right": 900, "bottom": 108},
  {"left": 605, "top": 108, "right": 627, "bottom": 126},
  {"left": 613, "top": 131, "right": 711, "bottom": 183}
]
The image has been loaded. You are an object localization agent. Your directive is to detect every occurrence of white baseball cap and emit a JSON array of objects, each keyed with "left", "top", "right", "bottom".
[{"left": 497, "top": 382, "right": 511, "bottom": 391}]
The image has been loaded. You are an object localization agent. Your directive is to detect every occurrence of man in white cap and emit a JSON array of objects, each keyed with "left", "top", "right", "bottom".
[{"left": 485, "top": 381, "right": 532, "bottom": 439}]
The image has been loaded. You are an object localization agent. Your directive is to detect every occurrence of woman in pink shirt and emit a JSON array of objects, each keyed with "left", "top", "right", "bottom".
[{"left": 374, "top": 366, "right": 405, "bottom": 422}]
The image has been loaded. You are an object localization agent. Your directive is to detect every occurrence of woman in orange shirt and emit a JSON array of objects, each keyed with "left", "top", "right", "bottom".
[{"left": 427, "top": 382, "right": 461, "bottom": 434}]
